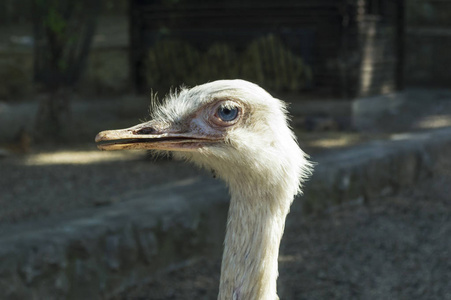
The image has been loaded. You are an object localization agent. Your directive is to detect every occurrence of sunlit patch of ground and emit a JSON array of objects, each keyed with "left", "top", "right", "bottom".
[
  {"left": 278, "top": 254, "right": 304, "bottom": 263},
  {"left": 307, "top": 134, "right": 364, "bottom": 148},
  {"left": 295, "top": 131, "right": 388, "bottom": 153},
  {"left": 22, "top": 149, "right": 145, "bottom": 166},
  {"left": 415, "top": 114, "right": 451, "bottom": 129}
]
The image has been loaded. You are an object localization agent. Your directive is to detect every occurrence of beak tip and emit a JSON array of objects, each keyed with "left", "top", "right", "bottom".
[{"left": 95, "top": 131, "right": 107, "bottom": 143}]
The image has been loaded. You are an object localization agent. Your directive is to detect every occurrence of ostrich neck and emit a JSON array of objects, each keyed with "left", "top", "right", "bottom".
[{"left": 218, "top": 181, "right": 291, "bottom": 300}]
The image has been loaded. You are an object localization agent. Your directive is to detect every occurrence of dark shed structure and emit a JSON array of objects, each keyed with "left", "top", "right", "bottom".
[{"left": 130, "top": 0, "right": 404, "bottom": 99}]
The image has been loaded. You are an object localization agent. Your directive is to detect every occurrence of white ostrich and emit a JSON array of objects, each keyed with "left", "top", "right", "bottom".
[{"left": 96, "top": 79, "right": 312, "bottom": 300}]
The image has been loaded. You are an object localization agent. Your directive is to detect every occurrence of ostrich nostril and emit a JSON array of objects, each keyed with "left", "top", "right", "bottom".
[{"left": 134, "top": 127, "right": 157, "bottom": 135}]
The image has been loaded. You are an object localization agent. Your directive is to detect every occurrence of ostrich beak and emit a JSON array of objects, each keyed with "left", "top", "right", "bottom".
[{"left": 95, "top": 121, "right": 220, "bottom": 152}]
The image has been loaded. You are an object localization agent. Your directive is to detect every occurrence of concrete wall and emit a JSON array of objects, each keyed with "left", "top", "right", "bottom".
[
  {"left": 0, "top": 47, "right": 130, "bottom": 101},
  {"left": 0, "top": 51, "right": 33, "bottom": 100},
  {"left": 405, "top": 0, "right": 451, "bottom": 87}
]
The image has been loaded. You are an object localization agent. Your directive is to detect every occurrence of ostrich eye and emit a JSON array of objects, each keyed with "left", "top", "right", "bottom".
[
  {"left": 217, "top": 105, "right": 238, "bottom": 122},
  {"left": 209, "top": 101, "right": 242, "bottom": 127}
]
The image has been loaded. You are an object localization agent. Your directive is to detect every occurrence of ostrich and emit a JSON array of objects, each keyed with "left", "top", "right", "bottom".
[{"left": 95, "top": 79, "right": 312, "bottom": 300}]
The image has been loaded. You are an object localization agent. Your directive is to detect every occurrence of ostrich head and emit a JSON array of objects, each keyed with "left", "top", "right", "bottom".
[
  {"left": 96, "top": 79, "right": 311, "bottom": 195},
  {"left": 96, "top": 79, "right": 312, "bottom": 299}
]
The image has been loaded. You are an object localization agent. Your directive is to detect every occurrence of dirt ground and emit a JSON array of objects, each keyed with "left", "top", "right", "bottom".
[
  {"left": 118, "top": 154, "right": 451, "bottom": 300},
  {"left": 1, "top": 89, "right": 451, "bottom": 298}
]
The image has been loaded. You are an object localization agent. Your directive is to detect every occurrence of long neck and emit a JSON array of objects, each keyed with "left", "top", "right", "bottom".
[{"left": 218, "top": 181, "right": 292, "bottom": 300}]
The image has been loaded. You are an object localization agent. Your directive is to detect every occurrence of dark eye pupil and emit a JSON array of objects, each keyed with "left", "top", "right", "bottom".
[{"left": 218, "top": 106, "right": 238, "bottom": 121}]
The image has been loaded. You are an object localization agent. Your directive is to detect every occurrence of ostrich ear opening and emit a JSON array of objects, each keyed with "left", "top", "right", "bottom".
[{"left": 95, "top": 121, "right": 222, "bottom": 152}]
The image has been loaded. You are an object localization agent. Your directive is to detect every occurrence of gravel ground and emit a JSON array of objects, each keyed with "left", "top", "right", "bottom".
[{"left": 118, "top": 154, "right": 451, "bottom": 300}]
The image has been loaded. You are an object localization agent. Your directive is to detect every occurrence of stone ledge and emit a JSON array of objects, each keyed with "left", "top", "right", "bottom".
[{"left": 2, "top": 127, "right": 451, "bottom": 299}]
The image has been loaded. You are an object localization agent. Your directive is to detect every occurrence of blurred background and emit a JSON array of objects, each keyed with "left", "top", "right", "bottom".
[
  {"left": 0, "top": 0, "right": 449, "bottom": 146},
  {"left": 0, "top": 0, "right": 451, "bottom": 299}
]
